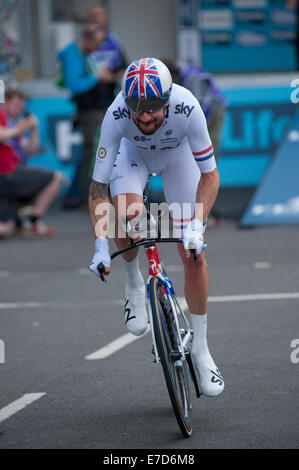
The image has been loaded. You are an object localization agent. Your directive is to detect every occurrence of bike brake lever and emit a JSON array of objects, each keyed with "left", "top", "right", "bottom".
[
  {"left": 190, "top": 249, "right": 198, "bottom": 262},
  {"left": 98, "top": 263, "right": 107, "bottom": 283}
]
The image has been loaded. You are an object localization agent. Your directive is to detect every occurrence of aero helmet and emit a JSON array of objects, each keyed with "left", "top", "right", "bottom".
[{"left": 122, "top": 57, "right": 172, "bottom": 113}]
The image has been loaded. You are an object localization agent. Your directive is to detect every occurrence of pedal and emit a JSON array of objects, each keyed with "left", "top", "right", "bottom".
[
  {"left": 170, "top": 350, "right": 182, "bottom": 361},
  {"left": 186, "top": 352, "right": 201, "bottom": 398}
]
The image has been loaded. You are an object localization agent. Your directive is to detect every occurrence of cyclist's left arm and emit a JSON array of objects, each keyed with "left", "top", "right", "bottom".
[
  {"left": 88, "top": 110, "right": 122, "bottom": 278},
  {"left": 186, "top": 102, "right": 220, "bottom": 224},
  {"left": 194, "top": 168, "right": 219, "bottom": 223}
]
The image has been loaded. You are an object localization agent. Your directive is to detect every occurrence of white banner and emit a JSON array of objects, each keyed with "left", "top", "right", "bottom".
[
  {"left": 177, "top": 29, "right": 200, "bottom": 66},
  {"left": 233, "top": 0, "right": 267, "bottom": 8},
  {"left": 199, "top": 9, "right": 233, "bottom": 31}
]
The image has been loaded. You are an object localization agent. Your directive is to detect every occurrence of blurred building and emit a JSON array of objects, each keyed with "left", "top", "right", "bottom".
[
  {"left": 0, "top": 0, "right": 176, "bottom": 81},
  {"left": 4, "top": 0, "right": 297, "bottom": 80}
]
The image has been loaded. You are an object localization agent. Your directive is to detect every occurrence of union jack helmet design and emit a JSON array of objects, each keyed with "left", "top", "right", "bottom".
[{"left": 122, "top": 57, "right": 172, "bottom": 112}]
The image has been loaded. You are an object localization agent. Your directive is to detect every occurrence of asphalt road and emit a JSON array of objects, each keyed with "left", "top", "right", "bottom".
[{"left": 0, "top": 208, "right": 299, "bottom": 449}]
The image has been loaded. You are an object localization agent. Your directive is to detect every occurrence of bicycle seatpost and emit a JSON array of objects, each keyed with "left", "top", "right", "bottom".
[
  {"left": 143, "top": 195, "right": 161, "bottom": 238},
  {"left": 190, "top": 249, "right": 198, "bottom": 262}
]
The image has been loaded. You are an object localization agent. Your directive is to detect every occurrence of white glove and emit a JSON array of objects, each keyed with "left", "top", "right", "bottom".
[
  {"left": 88, "top": 237, "right": 111, "bottom": 277},
  {"left": 183, "top": 219, "right": 207, "bottom": 256}
]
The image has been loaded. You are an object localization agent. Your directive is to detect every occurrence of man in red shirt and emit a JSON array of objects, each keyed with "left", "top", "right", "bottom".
[{"left": 0, "top": 89, "right": 63, "bottom": 238}]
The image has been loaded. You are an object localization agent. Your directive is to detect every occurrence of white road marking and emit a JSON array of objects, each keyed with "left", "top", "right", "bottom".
[
  {"left": 178, "top": 292, "right": 299, "bottom": 308},
  {"left": 208, "top": 292, "right": 299, "bottom": 302},
  {"left": 0, "top": 300, "right": 123, "bottom": 310},
  {"left": 85, "top": 291, "right": 299, "bottom": 360},
  {"left": 77, "top": 268, "right": 91, "bottom": 275},
  {"left": 0, "top": 393, "right": 46, "bottom": 423},
  {"left": 0, "top": 271, "right": 10, "bottom": 277},
  {"left": 0, "top": 302, "right": 42, "bottom": 310},
  {"left": 253, "top": 262, "right": 272, "bottom": 269},
  {"left": 1, "top": 292, "right": 299, "bottom": 311},
  {"left": 85, "top": 326, "right": 150, "bottom": 360},
  {"left": 164, "top": 265, "right": 183, "bottom": 272}
]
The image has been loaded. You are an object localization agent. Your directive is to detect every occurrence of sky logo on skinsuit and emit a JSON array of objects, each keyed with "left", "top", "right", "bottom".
[
  {"left": 174, "top": 102, "right": 194, "bottom": 117},
  {"left": 0, "top": 80, "right": 4, "bottom": 103},
  {"left": 113, "top": 107, "right": 131, "bottom": 120}
]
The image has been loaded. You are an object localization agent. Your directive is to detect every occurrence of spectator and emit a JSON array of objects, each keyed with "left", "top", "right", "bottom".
[
  {"left": 286, "top": 0, "right": 299, "bottom": 70},
  {"left": 58, "top": 25, "right": 123, "bottom": 209},
  {"left": 0, "top": 89, "right": 63, "bottom": 238},
  {"left": 164, "top": 59, "right": 227, "bottom": 161},
  {"left": 87, "top": 4, "right": 127, "bottom": 76},
  {"left": 163, "top": 59, "right": 227, "bottom": 226}
]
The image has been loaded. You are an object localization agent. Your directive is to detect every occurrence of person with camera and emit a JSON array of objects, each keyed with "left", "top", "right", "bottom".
[{"left": 0, "top": 89, "right": 63, "bottom": 238}]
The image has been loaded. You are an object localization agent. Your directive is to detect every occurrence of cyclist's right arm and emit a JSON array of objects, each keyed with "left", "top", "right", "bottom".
[{"left": 88, "top": 108, "right": 122, "bottom": 278}]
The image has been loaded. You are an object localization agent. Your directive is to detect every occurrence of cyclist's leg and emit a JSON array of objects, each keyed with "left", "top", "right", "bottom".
[
  {"left": 162, "top": 145, "right": 224, "bottom": 396},
  {"left": 162, "top": 145, "right": 209, "bottom": 313},
  {"left": 110, "top": 139, "right": 149, "bottom": 335},
  {"left": 110, "top": 139, "right": 148, "bottom": 255},
  {"left": 113, "top": 193, "right": 144, "bottom": 261}
]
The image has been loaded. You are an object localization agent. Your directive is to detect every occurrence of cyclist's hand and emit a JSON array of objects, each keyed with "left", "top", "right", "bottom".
[
  {"left": 88, "top": 237, "right": 111, "bottom": 280},
  {"left": 183, "top": 219, "right": 207, "bottom": 258}
]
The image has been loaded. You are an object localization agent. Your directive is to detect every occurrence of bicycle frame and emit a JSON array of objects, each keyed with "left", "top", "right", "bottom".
[
  {"left": 144, "top": 242, "right": 193, "bottom": 365},
  {"left": 109, "top": 234, "right": 194, "bottom": 364}
]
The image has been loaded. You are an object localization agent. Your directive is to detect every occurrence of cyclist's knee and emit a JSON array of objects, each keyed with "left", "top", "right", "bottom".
[
  {"left": 182, "top": 251, "right": 206, "bottom": 274},
  {"left": 113, "top": 194, "right": 144, "bottom": 238}
]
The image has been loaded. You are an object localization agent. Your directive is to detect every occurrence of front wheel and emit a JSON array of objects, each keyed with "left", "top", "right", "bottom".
[{"left": 150, "top": 276, "right": 192, "bottom": 438}]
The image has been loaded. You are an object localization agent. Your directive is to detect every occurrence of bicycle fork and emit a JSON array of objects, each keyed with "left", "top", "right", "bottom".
[{"left": 144, "top": 244, "right": 191, "bottom": 365}]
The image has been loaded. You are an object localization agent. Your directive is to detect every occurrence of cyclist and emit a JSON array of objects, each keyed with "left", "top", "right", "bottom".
[{"left": 88, "top": 58, "right": 224, "bottom": 397}]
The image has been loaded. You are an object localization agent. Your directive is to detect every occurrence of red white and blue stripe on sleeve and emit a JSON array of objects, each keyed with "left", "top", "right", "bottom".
[
  {"left": 192, "top": 144, "right": 216, "bottom": 172},
  {"left": 193, "top": 144, "right": 214, "bottom": 162}
]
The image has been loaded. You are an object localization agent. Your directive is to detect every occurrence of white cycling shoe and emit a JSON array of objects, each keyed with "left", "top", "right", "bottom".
[
  {"left": 193, "top": 354, "right": 225, "bottom": 397},
  {"left": 124, "top": 282, "right": 148, "bottom": 336}
]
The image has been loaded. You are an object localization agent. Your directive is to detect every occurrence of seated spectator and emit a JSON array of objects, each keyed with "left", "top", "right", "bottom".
[
  {"left": 0, "top": 89, "right": 63, "bottom": 238},
  {"left": 163, "top": 59, "right": 227, "bottom": 162},
  {"left": 163, "top": 59, "right": 227, "bottom": 227}
]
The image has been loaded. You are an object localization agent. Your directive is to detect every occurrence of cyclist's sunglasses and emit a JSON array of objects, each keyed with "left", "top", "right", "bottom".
[{"left": 125, "top": 97, "right": 168, "bottom": 114}]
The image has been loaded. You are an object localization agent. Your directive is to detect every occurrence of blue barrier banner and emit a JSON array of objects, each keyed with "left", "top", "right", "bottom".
[
  {"left": 25, "top": 97, "right": 83, "bottom": 193},
  {"left": 241, "top": 107, "right": 299, "bottom": 225},
  {"left": 24, "top": 89, "right": 295, "bottom": 197},
  {"left": 218, "top": 90, "right": 296, "bottom": 186}
]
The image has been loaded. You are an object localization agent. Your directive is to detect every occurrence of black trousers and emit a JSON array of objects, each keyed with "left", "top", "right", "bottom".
[
  {"left": 72, "top": 108, "right": 106, "bottom": 204},
  {"left": 0, "top": 166, "right": 54, "bottom": 221}
]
